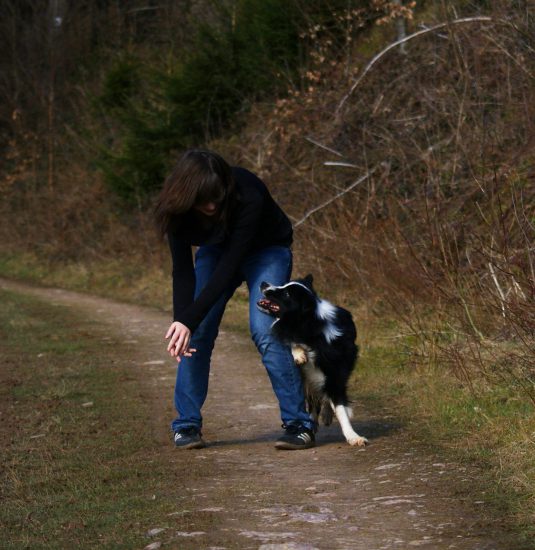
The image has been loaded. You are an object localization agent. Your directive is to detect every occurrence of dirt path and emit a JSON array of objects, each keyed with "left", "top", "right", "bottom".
[{"left": 0, "top": 278, "right": 509, "bottom": 550}]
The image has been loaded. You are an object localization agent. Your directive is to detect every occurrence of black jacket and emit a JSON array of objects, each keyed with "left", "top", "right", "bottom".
[{"left": 168, "top": 166, "right": 292, "bottom": 332}]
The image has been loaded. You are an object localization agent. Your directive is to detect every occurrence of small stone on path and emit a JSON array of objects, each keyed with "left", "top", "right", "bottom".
[{"left": 175, "top": 531, "right": 206, "bottom": 537}]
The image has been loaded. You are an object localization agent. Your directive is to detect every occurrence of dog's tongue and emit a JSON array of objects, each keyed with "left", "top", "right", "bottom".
[{"left": 258, "top": 298, "right": 280, "bottom": 313}]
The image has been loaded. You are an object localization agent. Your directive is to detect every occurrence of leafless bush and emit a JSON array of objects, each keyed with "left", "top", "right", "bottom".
[{"left": 229, "top": 1, "right": 534, "bottom": 396}]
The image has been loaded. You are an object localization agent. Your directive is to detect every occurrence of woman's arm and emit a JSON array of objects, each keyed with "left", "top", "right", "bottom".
[
  {"left": 167, "top": 232, "right": 196, "bottom": 359},
  {"left": 168, "top": 232, "right": 195, "bottom": 321},
  {"left": 175, "top": 191, "right": 263, "bottom": 332}
]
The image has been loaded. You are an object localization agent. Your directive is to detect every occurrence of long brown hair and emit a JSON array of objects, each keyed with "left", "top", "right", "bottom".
[{"left": 154, "top": 149, "right": 236, "bottom": 239}]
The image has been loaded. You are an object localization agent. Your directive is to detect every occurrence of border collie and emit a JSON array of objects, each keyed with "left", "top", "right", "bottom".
[{"left": 258, "top": 275, "right": 368, "bottom": 447}]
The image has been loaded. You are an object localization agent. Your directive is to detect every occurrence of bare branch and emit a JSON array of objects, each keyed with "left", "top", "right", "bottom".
[
  {"left": 324, "top": 161, "right": 360, "bottom": 168},
  {"left": 293, "top": 166, "right": 378, "bottom": 228},
  {"left": 304, "top": 136, "right": 344, "bottom": 157},
  {"left": 335, "top": 16, "right": 494, "bottom": 117},
  {"left": 488, "top": 262, "right": 507, "bottom": 319}
]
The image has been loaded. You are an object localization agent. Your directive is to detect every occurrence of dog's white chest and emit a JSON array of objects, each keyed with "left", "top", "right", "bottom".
[
  {"left": 291, "top": 345, "right": 325, "bottom": 390},
  {"left": 302, "top": 359, "right": 325, "bottom": 391}
]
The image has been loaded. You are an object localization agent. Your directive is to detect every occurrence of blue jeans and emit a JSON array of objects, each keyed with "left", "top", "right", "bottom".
[{"left": 171, "top": 245, "right": 313, "bottom": 432}]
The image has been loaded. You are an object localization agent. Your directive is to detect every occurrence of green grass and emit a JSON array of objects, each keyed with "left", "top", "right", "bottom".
[
  {"left": 354, "top": 319, "right": 535, "bottom": 549},
  {"left": 0, "top": 251, "right": 172, "bottom": 313},
  {"left": 0, "top": 289, "right": 181, "bottom": 548},
  {"left": 0, "top": 251, "right": 256, "bottom": 336}
]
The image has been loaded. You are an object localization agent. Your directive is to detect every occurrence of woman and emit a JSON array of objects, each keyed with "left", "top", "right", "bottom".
[{"left": 154, "top": 149, "right": 314, "bottom": 450}]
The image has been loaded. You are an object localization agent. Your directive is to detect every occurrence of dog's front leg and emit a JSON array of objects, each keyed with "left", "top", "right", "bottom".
[
  {"left": 291, "top": 344, "right": 308, "bottom": 366},
  {"left": 332, "top": 402, "right": 368, "bottom": 447}
]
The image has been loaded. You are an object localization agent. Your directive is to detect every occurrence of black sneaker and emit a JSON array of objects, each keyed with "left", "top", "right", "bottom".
[
  {"left": 173, "top": 427, "right": 206, "bottom": 449},
  {"left": 275, "top": 424, "right": 315, "bottom": 450}
]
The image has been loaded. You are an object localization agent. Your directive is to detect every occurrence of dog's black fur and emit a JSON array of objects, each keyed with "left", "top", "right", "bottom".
[{"left": 258, "top": 274, "right": 368, "bottom": 446}]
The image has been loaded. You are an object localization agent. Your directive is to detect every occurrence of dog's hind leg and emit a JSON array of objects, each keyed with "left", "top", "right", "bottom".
[
  {"left": 330, "top": 400, "right": 368, "bottom": 447},
  {"left": 305, "top": 386, "right": 321, "bottom": 432},
  {"left": 319, "top": 399, "right": 333, "bottom": 426}
]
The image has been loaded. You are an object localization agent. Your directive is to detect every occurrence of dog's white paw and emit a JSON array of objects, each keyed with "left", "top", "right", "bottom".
[
  {"left": 292, "top": 346, "right": 308, "bottom": 366},
  {"left": 348, "top": 435, "right": 369, "bottom": 447}
]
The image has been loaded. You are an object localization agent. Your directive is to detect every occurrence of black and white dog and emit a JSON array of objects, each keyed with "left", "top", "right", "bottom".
[{"left": 258, "top": 275, "right": 368, "bottom": 447}]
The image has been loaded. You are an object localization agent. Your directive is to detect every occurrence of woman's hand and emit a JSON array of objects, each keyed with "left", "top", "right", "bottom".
[{"left": 165, "top": 321, "right": 197, "bottom": 362}]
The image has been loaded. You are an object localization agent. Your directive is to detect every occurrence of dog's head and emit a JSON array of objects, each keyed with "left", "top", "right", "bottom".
[{"left": 257, "top": 274, "right": 317, "bottom": 319}]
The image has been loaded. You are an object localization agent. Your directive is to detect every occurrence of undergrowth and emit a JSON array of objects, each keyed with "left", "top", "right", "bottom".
[{"left": 355, "top": 314, "right": 535, "bottom": 547}]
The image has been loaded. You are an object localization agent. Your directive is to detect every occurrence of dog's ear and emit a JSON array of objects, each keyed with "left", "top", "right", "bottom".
[{"left": 302, "top": 274, "right": 314, "bottom": 288}]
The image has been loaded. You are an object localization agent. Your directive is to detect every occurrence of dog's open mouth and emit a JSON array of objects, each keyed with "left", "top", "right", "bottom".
[{"left": 257, "top": 298, "right": 281, "bottom": 314}]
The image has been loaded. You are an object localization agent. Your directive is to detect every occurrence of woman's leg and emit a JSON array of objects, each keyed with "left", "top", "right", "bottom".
[
  {"left": 242, "top": 246, "right": 314, "bottom": 431},
  {"left": 171, "top": 245, "right": 238, "bottom": 432}
]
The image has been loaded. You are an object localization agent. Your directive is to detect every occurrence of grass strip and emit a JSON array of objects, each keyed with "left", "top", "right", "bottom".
[
  {"left": 355, "top": 318, "right": 535, "bottom": 549},
  {"left": 0, "top": 289, "right": 180, "bottom": 549}
]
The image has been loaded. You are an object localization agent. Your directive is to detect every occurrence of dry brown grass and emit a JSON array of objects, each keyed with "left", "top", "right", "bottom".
[{"left": 217, "top": 0, "right": 535, "bottom": 397}]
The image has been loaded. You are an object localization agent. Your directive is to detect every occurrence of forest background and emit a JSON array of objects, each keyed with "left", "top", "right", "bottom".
[{"left": 0, "top": 0, "right": 533, "bottom": 543}]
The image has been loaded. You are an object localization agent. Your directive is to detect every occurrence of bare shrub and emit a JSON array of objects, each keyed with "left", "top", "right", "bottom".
[{"left": 227, "top": 1, "right": 534, "bottom": 396}]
